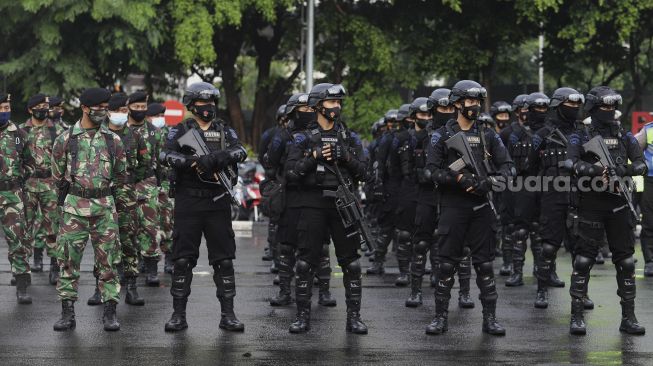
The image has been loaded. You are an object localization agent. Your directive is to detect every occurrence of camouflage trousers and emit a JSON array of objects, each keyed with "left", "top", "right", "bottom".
[
  {"left": 24, "top": 190, "right": 59, "bottom": 258},
  {"left": 136, "top": 178, "right": 161, "bottom": 260},
  {"left": 0, "top": 201, "right": 31, "bottom": 274},
  {"left": 56, "top": 210, "right": 120, "bottom": 302},
  {"left": 118, "top": 204, "right": 139, "bottom": 277},
  {"left": 158, "top": 186, "right": 174, "bottom": 254}
]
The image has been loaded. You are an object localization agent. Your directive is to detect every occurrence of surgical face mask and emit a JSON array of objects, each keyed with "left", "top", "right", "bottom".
[
  {"left": 109, "top": 112, "right": 128, "bottom": 126},
  {"left": 151, "top": 116, "right": 166, "bottom": 129},
  {"left": 88, "top": 108, "right": 108, "bottom": 125},
  {"left": 32, "top": 108, "right": 49, "bottom": 121},
  {"left": 461, "top": 105, "right": 481, "bottom": 121},
  {"left": 129, "top": 108, "right": 147, "bottom": 123},
  {"left": 0, "top": 112, "right": 10, "bottom": 127}
]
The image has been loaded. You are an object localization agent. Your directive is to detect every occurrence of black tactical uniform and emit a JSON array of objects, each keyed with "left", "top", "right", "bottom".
[
  {"left": 426, "top": 80, "right": 512, "bottom": 336},
  {"left": 285, "top": 83, "right": 369, "bottom": 334},
  {"left": 566, "top": 86, "right": 646, "bottom": 336},
  {"left": 527, "top": 88, "right": 583, "bottom": 308},
  {"left": 260, "top": 114, "right": 283, "bottom": 266},
  {"left": 161, "top": 82, "right": 247, "bottom": 333},
  {"left": 504, "top": 93, "right": 550, "bottom": 287}
]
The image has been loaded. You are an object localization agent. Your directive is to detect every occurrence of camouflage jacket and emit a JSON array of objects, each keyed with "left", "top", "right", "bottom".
[
  {"left": 0, "top": 121, "right": 35, "bottom": 205},
  {"left": 130, "top": 121, "right": 162, "bottom": 183},
  {"left": 109, "top": 125, "right": 148, "bottom": 209},
  {"left": 23, "top": 118, "right": 66, "bottom": 193},
  {"left": 51, "top": 121, "right": 127, "bottom": 217},
  {"left": 157, "top": 125, "right": 172, "bottom": 189}
]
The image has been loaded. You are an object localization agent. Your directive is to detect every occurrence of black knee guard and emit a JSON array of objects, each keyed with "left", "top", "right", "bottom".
[
  {"left": 569, "top": 255, "right": 594, "bottom": 299},
  {"left": 512, "top": 228, "right": 529, "bottom": 262},
  {"left": 278, "top": 243, "right": 296, "bottom": 277},
  {"left": 435, "top": 261, "right": 456, "bottom": 301},
  {"left": 374, "top": 226, "right": 393, "bottom": 257},
  {"left": 474, "top": 261, "right": 498, "bottom": 302},
  {"left": 411, "top": 240, "right": 430, "bottom": 277},
  {"left": 171, "top": 258, "right": 193, "bottom": 299},
  {"left": 316, "top": 244, "right": 331, "bottom": 280},
  {"left": 615, "top": 256, "right": 636, "bottom": 301},
  {"left": 213, "top": 259, "right": 235, "bottom": 299},
  {"left": 536, "top": 243, "right": 557, "bottom": 283},
  {"left": 342, "top": 260, "right": 362, "bottom": 302},
  {"left": 295, "top": 260, "right": 314, "bottom": 303},
  {"left": 458, "top": 253, "right": 472, "bottom": 281}
]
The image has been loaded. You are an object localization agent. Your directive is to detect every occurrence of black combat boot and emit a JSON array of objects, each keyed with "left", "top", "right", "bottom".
[
  {"left": 395, "top": 231, "right": 411, "bottom": 287},
  {"left": 165, "top": 298, "right": 189, "bottom": 332},
  {"left": 645, "top": 262, "right": 653, "bottom": 277},
  {"left": 499, "top": 232, "right": 513, "bottom": 276},
  {"left": 49, "top": 257, "right": 59, "bottom": 285},
  {"left": 262, "top": 245, "right": 272, "bottom": 261},
  {"left": 583, "top": 296, "right": 595, "bottom": 310},
  {"left": 367, "top": 230, "right": 391, "bottom": 275},
  {"left": 214, "top": 262, "right": 244, "bottom": 332},
  {"left": 619, "top": 300, "right": 645, "bottom": 335},
  {"left": 270, "top": 274, "right": 293, "bottom": 306},
  {"left": 366, "top": 254, "right": 385, "bottom": 275},
  {"left": 318, "top": 279, "right": 337, "bottom": 307},
  {"left": 145, "top": 257, "right": 160, "bottom": 287},
  {"left": 343, "top": 261, "right": 367, "bottom": 334},
  {"left": 458, "top": 278, "right": 474, "bottom": 309},
  {"left": 506, "top": 229, "right": 526, "bottom": 287},
  {"left": 534, "top": 285, "right": 548, "bottom": 309},
  {"left": 405, "top": 275, "right": 423, "bottom": 308},
  {"left": 33, "top": 248, "right": 43, "bottom": 272},
  {"left": 289, "top": 261, "right": 313, "bottom": 333},
  {"left": 87, "top": 277, "right": 102, "bottom": 306},
  {"left": 425, "top": 298, "right": 449, "bottom": 335},
  {"left": 569, "top": 298, "right": 586, "bottom": 335},
  {"left": 548, "top": 260, "right": 565, "bottom": 288},
  {"left": 15, "top": 273, "right": 32, "bottom": 304},
  {"left": 125, "top": 276, "right": 145, "bottom": 306},
  {"left": 53, "top": 300, "right": 76, "bottom": 331},
  {"left": 481, "top": 300, "right": 506, "bottom": 335},
  {"left": 103, "top": 301, "right": 120, "bottom": 331}
]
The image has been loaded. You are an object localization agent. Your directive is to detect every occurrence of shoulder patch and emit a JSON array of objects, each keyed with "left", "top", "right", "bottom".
[
  {"left": 293, "top": 132, "right": 307, "bottom": 145},
  {"left": 531, "top": 134, "right": 543, "bottom": 150},
  {"left": 569, "top": 133, "right": 581, "bottom": 145},
  {"left": 167, "top": 127, "right": 179, "bottom": 140},
  {"left": 431, "top": 132, "right": 442, "bottom": 146}
]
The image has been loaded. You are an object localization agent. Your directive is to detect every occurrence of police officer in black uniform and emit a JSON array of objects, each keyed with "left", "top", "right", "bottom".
[
  {"left": 527, "top": 87, "right": 584, "bottom": 308},
  {"left": 504, "top": 92, "right": 550, "bottom": 287},
  {"left": 285, "top": 83, "right": 369, "bottom": 334},
  {"left": 161, "top": 82, "right": 247, "bottom": 332},
  {"left": 426, "top": 80, "right": 512, "bottom": 336},
  {"left": 566, "top": 86, "right": 646, "bottom": 335},
  {"left": 490, "top": 101, "right": 512, "bottom": 132}
]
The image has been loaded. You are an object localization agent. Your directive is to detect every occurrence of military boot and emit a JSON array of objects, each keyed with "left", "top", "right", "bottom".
[
  {"left": 619, "top": 300, "right": 646, "bottom": 335},
  {"left": 318, "top": 279, "right": 337, "bottom": 307},
  {"left": 15, "top": 273, "right": 32, "bottom": 305},
  {"left": 214, "top": 270, "right": 244, "bottom": 332},
  {"left": 103, "top": 301, "right": 120, "bottom": 331},
  {"left": 270, "top": 274, "right": 293, "bottom": 306},
  {"left": 458, "top": 278, "right": 474, "bottom": 309},
  {"left": 481, "top": 299, "right": 505, "bottom": 335},
  {"left": 53, "top": 300, "right": 76, "bottom": 331},
  {"left": 125, "top": 276, "right": 145, "bottom": 306},
  {"left": 33, "top": 248, "right": 43, "bottom": 272},
  {"left": 569, "top": 298, "right": 586, "bottom": 335},
  {"left": 87, "top": 277, "right": 102, "bottom": 306},
  {"left": 289, "top": 301, "right": 311, "bottom": 333},
  {"left": 366, "top": 252, "right": 385, "bottom": 275},
  {"left": 549, "top": 260, "right": 565, "bottom": 288},
  {"left": 346, "top": 300, "right": 368, "bottom": 334},
  {"left": 505, "top": 258, "right": 524, "bottom": 287},
  {"left": 405, "top": 275, "right": 423, "bottom": 308},
  {"left": 165, "top": 298, "right": 189, "bottom": 332},
  {"left": 145, "top": 257, "right": 160, "bottom": 287},
  {"left": 425, "top": 298, "right": 449, "bottom": 335},
  {"left": 48, "top": 257, "right": 59, "bottom": 285},
  {"left": 506, "top": 229, "right": 526, "bottom": 287},
  {"left": 534, "top": 285, "right": 548, "bottom": 309},
  {"left": 499, "top": 233, "right": 513, "bottom": 276},
  {"left": 343, "top": 261, "right": 367, "bottom": 334}
]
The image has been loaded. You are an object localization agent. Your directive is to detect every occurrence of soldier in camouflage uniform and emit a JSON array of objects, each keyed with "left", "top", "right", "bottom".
[
  {"left": 52, "top": 88, "right": 127, "bottom": 332},
  {"left": 48, "top": 96, "right": 71, "bottom": 130},
  {"left": 147, "top": 102, "right": 175, "bottom": 274},
  {"left": 0, "top": 93, "right": 35, "bottom": 304},
  {"left": 127, "top": 91, "right": 163, "bottom": 286},
  {"left": 22, "top": 94, "right": 66, "bottom": 286},
  {"left": 87, "top": 93, "right": 149, "bottom": 306}
]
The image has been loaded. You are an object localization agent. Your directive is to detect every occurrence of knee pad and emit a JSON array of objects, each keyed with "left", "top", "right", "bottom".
[
  {"left": 439, "top": 261, "right": 456, "bottom": 278},
  {"left": 414, "top": 240, "right": 430, "bottom": 254},
  {"left": 320, "top": 244, "right": 330, "bottom": 257},
  {"left": 173, "top": 258, "right": 193, "bottom": 274},
  {"left": 514, "top": 228, "right": 529, "bottom": 241},
  {"left": 295, "top": 259, "right": 312, "bottom": 275},
  {"left": 343, "top": 260, "right": 362, "bottom": 276},
  {"left": 540, "top": 243, "right": 558, "bottom": 260},
  {"left": 279, "top": 243, "right": 296, "bottom": 257},
  {"left": 397, "top": 230, "right": 411, "bottom": 244},
  {"left": 215, "top": 259, "right": 233, "bottom": 273},
  {"left": 573, "top": 255, "right": 594, "bottom": 273},
  {"left": 615, "top": 256, "right": 635, "bottom": 275},
  {"left": 474, "top": 261, "right": 494, "bottom": 277}
]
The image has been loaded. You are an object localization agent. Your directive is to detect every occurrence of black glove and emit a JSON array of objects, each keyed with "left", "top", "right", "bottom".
[
  {"left": 472, "top": 177, "right": 493, "bottom": 196},
  {"left": 614, "top": 164, "right": 628, "bottom": 177},
  {"left": 197, "top": 154, "right": 215, "bottom": 173},
  {"left": 210, "top": 150, "right": 232, "bottom": 170},
  {"left": 457, "top": 172, "right": 476, "bottom": 191}
]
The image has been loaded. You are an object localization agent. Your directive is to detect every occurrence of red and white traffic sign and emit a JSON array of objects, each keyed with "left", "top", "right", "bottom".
[{"left": 163, "top": 100, "right": 186, "bottom": 126}]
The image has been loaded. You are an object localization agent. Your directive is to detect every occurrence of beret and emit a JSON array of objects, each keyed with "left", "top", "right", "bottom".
[
  {"left": 80, "top": 88, "right": 111, "bottom": 107},
  {"left": 146, "top": 102, "right": 166, "bottom": 116},
  {"left": 108, "top": 92, "right": 128, "bottom": 111},
  {"left": 49, "top": 96, "right": 64, "bottom": 107},
  {"left": 27, "top": 93, "right": 48, "bottom": 109},
  {"left": 127, "top": 91, "right": 148, "bottom": 105}
]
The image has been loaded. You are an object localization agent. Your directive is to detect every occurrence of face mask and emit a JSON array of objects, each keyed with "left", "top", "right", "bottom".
[
  {"left": 32, "top": 108, "right": 49, "bottom": 121},
  {"left": 109, "top": 112, "right": 128, "bottom": 126},
  {"left": 519, "top": 110, "right": 528, "bottom": 122},
  {"left": 415, "top": 118, "right": 432, "bottom": 129},
  {"left": 88, "top": 109, "right": 108, "bottom": 125},
  {"left": 129, "top": 109, "right": 147, "bottom": 123},
  {"left": 151, "top": 117, "right": 166, "bottom": 129},
  {"left": 558, "top": 105, "right": 579, "bottom": 122},
  {"left": 527, "top": 110, "right": 547, "bottom": 126},
  {"left": 591, "top": 108, "right": 616, "bottom": 124},
  {"left": 50, "top": 111, "right": 63, "bottom": 121},
  {"left": 0, "top": 112, "right": 10, "bottom": 128},
  {"left": 461, "top": 105, "right": 481, "bottom": 121},
  {"left": 496, "top": 117, "right": 510, "bottom": 130},
  {"left": 321, "top": 106, "right": 341, "bottom": 123},
  {"left": 193, "top": 104, "right": 216, "bottom": 122},
  {"left": 294, "top": 111, "right": 314, "bottom": 130},
  {"left": 434, "top": 111, "right": 456, "bottom": 127}
]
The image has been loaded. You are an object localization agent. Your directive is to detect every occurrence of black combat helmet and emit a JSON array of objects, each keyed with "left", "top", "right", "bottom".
[
  {"left": 524, "top": 92, "right": 550, "bottom": 110},
  {"left": 512, "top": 94, "right": 528, "bottom": 111},
  {"left": 584, "top": 86, "right": 622, "bottom": 112},
  {"left": 182, "top": 82, "right": 220, "bottom": 107},
  {"left": 428, "top": 88, "right": 452, "bottom": 110},
  {"left": 490, "top": 101, "right": 512, "bottom": 117},
  {"left": 284, "top": 93, "right": 309, "bottom": 116},
  {"left": 550, "top": 87, "right": 584, "bottom": 108},
  {"left": 409, "top": 97, "right": 431, "bottom": 117},
  {"left": 396, "top": 104, "right": 411, "bottom": 122},
  {"left": 307, "top": 83, "right": 346, "bottom": 107},
  {"left": 449, "top": 80, "right": 486, "bottom": 103}
]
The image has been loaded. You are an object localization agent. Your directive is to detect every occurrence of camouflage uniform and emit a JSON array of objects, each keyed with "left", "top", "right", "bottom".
[
  {"left": 23, "top": 118, "right": 65, "bottom": 259},
  {"left": 52, "top": 121, "right": 127, "bottom": 303},
  {"left": 111, "top": 125, "right": 148, "bottom": 277},
  {"left": 132, "top": 121, "right": 163, "bottom": 261},
  {"left": 157, "top": 125, "right": 174, "bottom": 254},
  {"left": 0, "top": 122, "right": 34, "bottom": 275}
]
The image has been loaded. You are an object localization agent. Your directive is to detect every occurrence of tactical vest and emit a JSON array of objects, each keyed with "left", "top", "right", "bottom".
[
  {"left": 445, "top": 123, "right": 490, "bottom": 176},
  {"left": 414, "top": 130, "right": 430, "bottom": 185},
  {"left": 308, "top": 126, "right": 353, "bottom": 189},
  {"left": 120, "top": 127, "right": 138, "bottom": 183},
  {"left": 539, "top": 125, "right": 569, "bottom": 173},
  {"left": 385, "top": 130, "right": 403, "bottom": 179},
  {"left": 509, "top": 124, "right": 533, "bottom": 174},
  {"left": 588, "top": 125, "right": 628, "bottom": 167}
]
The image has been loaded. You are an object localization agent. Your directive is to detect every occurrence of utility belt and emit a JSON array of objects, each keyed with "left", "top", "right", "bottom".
[
  {"left": 69, "top": 186, "right": 113, "bottom": 199},
  {"left": 0, "top": 180, "right": 20, "bottom": 191},
  {"left": 31, "top": 170, "right": 52, "bottom": 179},
  {"left": 178, "top": 186, "right": 226, "bottom": 199},
  {"left": 540, "top": 148, "right": 567, "bottom": 170}
]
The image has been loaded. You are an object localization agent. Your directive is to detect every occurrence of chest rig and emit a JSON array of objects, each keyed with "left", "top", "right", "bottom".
[
  {"left": 413, "top": 130, "right": 429, "bottom": 184},
  {"left": 587, "top": 124, "right": 628, "bottom": 166},
  {"left": 510, "top": 123, "right": 533, "bottom": 174},
  {"left": 539, "top": 124, "right": 569, "bottom": 173},
  {"left": 309, "top": 126, "right": 351, "bottom": 188}
]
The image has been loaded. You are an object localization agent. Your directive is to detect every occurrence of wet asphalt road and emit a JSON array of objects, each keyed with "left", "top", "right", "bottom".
[{"left": 2, "top": 223, "right": 653, "bottom": 365}]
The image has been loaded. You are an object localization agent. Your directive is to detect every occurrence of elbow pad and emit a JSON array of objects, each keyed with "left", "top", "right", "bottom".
[
  {"left": 434, "top": 169, "right": 456, "bottom": 185},
  {"left": 627, "top": 161, "right": 647, "bottom": 176},
  {"left": 574, "top": 161, "right": 600, "bottom": 177}
]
